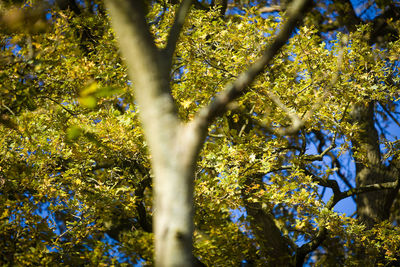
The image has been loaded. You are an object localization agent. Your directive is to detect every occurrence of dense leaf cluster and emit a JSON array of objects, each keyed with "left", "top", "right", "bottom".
[{"left": 1, "top": 0, "right": 400, "bottom": 265}]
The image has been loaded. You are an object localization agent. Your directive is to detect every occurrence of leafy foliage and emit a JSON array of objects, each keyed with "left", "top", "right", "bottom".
[{"left": 1, "top": 0, "right": 400, "bottom": 265}]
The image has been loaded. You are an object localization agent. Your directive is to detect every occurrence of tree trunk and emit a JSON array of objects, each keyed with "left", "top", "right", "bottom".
[
  {"left": 104, "top": 1, "right": 198, "bottom": 265},
  {"left": 104, "top": 0, "right": 312, "bottom": 265},
  {"left": 350, "top": 102, "right": 397, "bottom": 227},
  {"left": 242, "top": 175, "right": 293, "bottom": 266}
]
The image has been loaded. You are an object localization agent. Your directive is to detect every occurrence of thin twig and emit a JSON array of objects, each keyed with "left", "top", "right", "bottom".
[
  {"left": 303, "top": 134, "right": 336, "bottom": 161},
  {"left": 1, "top": 103, "right": 15, "bottom": 116},
  {"left": 37, "top": 96, "right": 77, "bottom": 116}
]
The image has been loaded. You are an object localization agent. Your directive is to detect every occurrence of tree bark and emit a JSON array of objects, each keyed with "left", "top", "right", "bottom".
[
  {"left": 242, "top": 175, "right": 293, "bottom": 265},
  {"left": 350, "top": 102, "right": 398, "bottom": 227},
  {"left": 104, "top": 1, "right": 198, "bottom": 265},
  {"left": 104, "top": 0, "right": 312, "bottom": 265}
]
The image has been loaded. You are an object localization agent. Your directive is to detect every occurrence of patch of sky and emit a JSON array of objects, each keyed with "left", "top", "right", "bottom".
[
  {"left": 92, "top": 3, "right": 102, "bottom": 15},
  {"left": 320, "top": 28, "right": 345, "bottom": 45},
  {"left": 75, "top": 0, "right": 86, "bottom": 8},
  {"left": 229, "top": 207, "right": 253, "bottom": 238},
  {"left": 61, "top": 99, "right": 78, "bottom": 106},
  {"left": 116, "top": 97, "right": 131, "bottom": 111},
  {"left": 229, "top": 206, "right": 247, "bottom": 223},
  {"left": 295, "top": 70, "right": 308, "bottom": 83},
  {"left": 12, "top": 44, "right": 22, "bottom": 55},
  {"left": 172, "top": 65, "right": 188, "bottom": 83},
  {"left": 375, "top": 103, "right": 400, "bottom": 166},
  {"left": 45, "top": 12, "right": 52, "bottom": 21},
  {"left": 49, "top": 172, "right": 62, "bottom": 178},
  {"left": 149, "top": 6, "right": 166, "bottom": 27},
  {"left": 377, "top": 108, "right": 400, "bottom": 140},
  {"left": 226, "top": 6, "right": 245, "bottom": 16},
  {"left": 315, "top": 3, "right": 328, "bottom": 16},
  {"left": 287, "top": 51, "right": 297, "bottom": 62},
  {"left": 305, "top": 130, "right": 357, "bottom": 216},
  {"left": 93, "top": 118, "right": 101, "bottom": 124},
  {"left": 3, "top": 37, "right": 12, "bottom": 49},
  {"left": 101, "top": 234, "right": 132, "bottom": 263},
  {"left": 133, "top": 258, "right": 146, "bottom": 267},
  {"left": 351, "top": 0, "right": 381, "bottom": 20}
]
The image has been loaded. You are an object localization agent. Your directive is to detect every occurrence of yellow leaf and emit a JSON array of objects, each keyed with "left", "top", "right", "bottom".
[
  {"left": 182, "top": 99, "right": 192, "bottom": 109},
  {"left": 78, "top": 96, "right": 97, "bottom": 108},
  {"left": 67, "top": 126, "right": 82, "bottom": 140},
  {"left": 232, "top": 114, "right": 239, "bottom": 123},
  {"left": 80, "top": 82, "right": 98, "bottom": 97}
]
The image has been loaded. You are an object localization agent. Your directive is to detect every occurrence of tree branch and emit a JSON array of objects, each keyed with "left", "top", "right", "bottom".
[
  {"left": 258, "top": 5, "right": 282, "bottom": 13},
  {"left": 164, "top": 0, "right": 192, "bottom": 64},
  {"left": 265, "top": 90, "right": 304, "bottom": 135},
  {"left": 225, "top": 102, "right": 303, "bottom": 137},
  {"left": 295, "top": 174, "right": 400, "bottom": 266},
  {"left": 304, "top": 134, "right": 336, "bottom": 161},
  {"left": 192, "top": 0, "right": 209, "bottom": 11},
  {"left": 37, "top": 95, "right": 78, "bottom": 116},
  {"left": 295, "top": 227, "right": 327, "bottom": 267},
  {"left": 193, "top": 0, "right": 313, "bottom": 129},
  {"left": 330, "top": 0, "right": 360, "bottom": 32},
  {"left": 336, "top": 180, "right": 400, "bottom": 206}
]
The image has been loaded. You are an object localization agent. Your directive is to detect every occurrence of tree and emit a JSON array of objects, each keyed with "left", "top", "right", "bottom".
[{"left": 1, "top": 0, "right": 400, "bottom": 266}]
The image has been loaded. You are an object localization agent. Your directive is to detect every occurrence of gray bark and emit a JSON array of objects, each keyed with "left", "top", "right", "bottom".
[
  {"left": 104, "top": 1, "right": 196, "bottom": 265},
  {"left": 104, "top": 0, "right": 312, "bottom": 265}
]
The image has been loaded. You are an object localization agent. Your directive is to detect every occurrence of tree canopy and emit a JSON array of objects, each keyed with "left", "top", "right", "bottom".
[{"left": 1, "top": 0, "right": 400, "bottom": 266}]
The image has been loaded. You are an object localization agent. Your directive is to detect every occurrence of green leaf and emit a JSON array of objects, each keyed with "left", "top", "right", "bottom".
[{"left": 67, "top": 126, "right": 83, "bottom": 140}]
